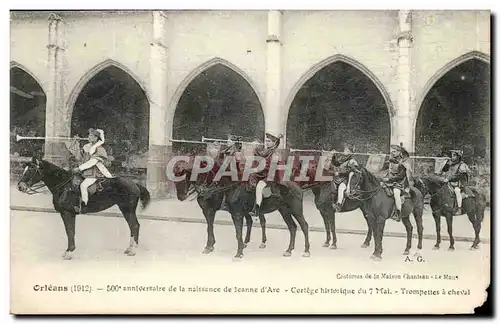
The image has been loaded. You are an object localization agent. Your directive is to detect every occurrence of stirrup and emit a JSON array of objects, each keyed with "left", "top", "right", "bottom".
[{"left": 391, "top": 209, "right": 401, "bottom": 222}]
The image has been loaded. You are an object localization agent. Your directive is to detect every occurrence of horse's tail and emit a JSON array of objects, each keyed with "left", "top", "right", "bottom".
[{"left": 137, "top": 184, "right": 151, "bottom": 210}]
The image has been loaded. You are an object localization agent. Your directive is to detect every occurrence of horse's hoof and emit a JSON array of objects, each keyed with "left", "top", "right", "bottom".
[
  {"left": 302, "top": 252, "right": 311, "bottom": 258},
  {"left": 403, "top": 250, "right": 410, "bottom": 256},
  {"left": 243, "top": 243, "right": 248, "bottom": 249},
  {"left": 370, "top": 254, "right": 382, "bottom": 261},
  {"left": 329, "top": 244, "right": 337, "bottom": 250},
  {"left": 232, "top": 255, "right": 243, "bottom": 261},
  {"left": 126, "top": 250, "right": 136, "bottom": 256},
  {"left": 202, "top": 247, "right": 214, "bottom": 254},
  {"left": 448, "top": 247, "right": 455, "bottom": 252},
  {"left": 283, "top": 251, "right": 292, "bottom": 257},
  {"left": 62, "top": 251, "right": 73, "bottom": 260},
  {"left": 124, "top": 248, "right": 131, "bottom": 254},
  {"left": 433, "top": 245, "right": 440, "bottom": 250},
  {"left": 322, "top": 242, "right": 330, "bottom": 248},
  {"left": 470, "top": 245, "right": 479, "bottom": 250},
  {"left": 361, "top": 243, "right": 369, "bottom": 248},
  {"left": 259, "top": 243, "right": 266, "bottom": 249},
  {"left": 414, "top": 250, "right": 422, "bottom": 257}
]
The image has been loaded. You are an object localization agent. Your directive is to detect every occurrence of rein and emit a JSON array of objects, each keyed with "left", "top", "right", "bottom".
[{"left": 348, "top": 170, "right": 383, "bottom": 202}]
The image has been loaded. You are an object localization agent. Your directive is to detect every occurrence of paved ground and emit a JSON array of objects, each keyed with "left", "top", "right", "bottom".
[
  {"left": 10, "top": 183, "right": 491, "bottom": 243},
  {"left": 10, "top": 209, "right": 491, "bottom": 314}
]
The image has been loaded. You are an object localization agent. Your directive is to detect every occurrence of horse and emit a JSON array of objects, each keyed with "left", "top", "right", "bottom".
[
  {"left": 413, "top": 174, "right": 487, "bottom": 250},
  {"left": 172, "top": 154, "right": 310, "bottom": 260},
  {"left": 17, "top": 156, "right": 151, "bottom": 260},
  {"left": 347, "top": 166, "right": 425, "bottom": 260},
  {"left": 290, "top": 152, "right": 374, "bottom": 250},
  {"left": 172, "top": 157, "right": 268, "bottom": 256}
]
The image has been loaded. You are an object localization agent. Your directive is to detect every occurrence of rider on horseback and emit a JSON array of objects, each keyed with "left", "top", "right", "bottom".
[
  {"left": 332, "top": 149, "right": 360, "bottom": 212},
  {"left": 440, "top": 149, "right": 471, "bottom": 215},
  {"left": 70, "top": 128, "right": 113, "bottom": 213},
  {"left": 249, "top": 132, "right": 283, "bottom": 218},
  {"left": 381, "top": 144, "right": 413, "bottom": 222}
]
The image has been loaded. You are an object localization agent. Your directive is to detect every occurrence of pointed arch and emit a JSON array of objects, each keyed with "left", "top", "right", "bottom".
[
  {"left": 10, "top": 61, "right": 46, "bottom": 95},
  {"left": 413, "top": 50, "right": 490, "bottom": 156},
  {"left": 283, "top": 54, "right": 395, "bottom": 132},
  {"left": 167, "top": 57, "right": 264, "bottom": 138},
  {"left": 66, "top": 59, "right": 150, "bottom": 115},
  {"left": 413, "top": 50, "right": 490, "bottom": 132}
]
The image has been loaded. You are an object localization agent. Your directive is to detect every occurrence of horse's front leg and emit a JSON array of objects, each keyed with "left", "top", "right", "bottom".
[
  {"left": 401, "top": 216, "right": 413, "bottom": 255},
  {"left": 243, "top": 214, "right": 253, "bottom": 248},
  {"left": 361, "top": 211, "right": 373, "bottom": 248},
  {"left": 432, "top": 211, "right": 442, "bottom": 249},
  {"left": 201, "top": 207, "right": 216, "bottom": 254},
  {"left": 231, "top": 212, "right": 245, "bottom": 260},
  {"left": 278, "top": 209, "right": 297, "bottom": 257},
  {"left": 319, "top": 208, "right": 331, "bottom": 247},
  {"left": 60, "top": 211, "right": 76, "bottom": 260},
  {"left": 445, "top": 214, "right": 455, "bottom": 251},
  {"left": 258, "top": 213, "right": 267, "bottom": 249},
  {"left": 369, "top": 214, "right": 385, "bottom": 261}
]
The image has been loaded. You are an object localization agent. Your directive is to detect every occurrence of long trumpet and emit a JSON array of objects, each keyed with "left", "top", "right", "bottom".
[
  {"left": 289, "top": 148, "right": 327, "bottom": 153},
  {"left": 202, "top": 136, "right": 261, "bottom": 145},
  {"left": 16, "top": 134, "right": 89, "bottom": 142},
  {"left": 168, "top": 138, "right": 208, "bottom": 145}
]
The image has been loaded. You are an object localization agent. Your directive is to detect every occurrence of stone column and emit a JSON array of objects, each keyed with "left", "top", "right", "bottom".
[
  {"left": 265, "top": 10, "right": 284, "bottom": 147},
  {"left": 394, "top": 10, "right": 414, "bottom": 152},
  {"left": 146, "top": 11, "right": 169, "bottom": 199},
  {"left": 44, "top": 13, "right": 69, "bottom": 167}
]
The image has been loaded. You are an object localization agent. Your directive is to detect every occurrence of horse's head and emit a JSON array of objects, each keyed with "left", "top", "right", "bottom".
[
  {"left": 17, "top": 156, "right": 45, "bottom": 193},
  {"left": 412, "top": 176, "right": 429, "bottom": 196},
  {"left": 171, "top": 158, "right": 194, "bottom": 201}
]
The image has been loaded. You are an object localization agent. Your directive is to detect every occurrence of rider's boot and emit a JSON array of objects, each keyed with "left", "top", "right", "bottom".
[
  {"left": 391, "top": 209, "right": 401, "bottom": 222},
  {"left": 332, "top": 202, "right": 342, "bottom": 212},
  {"left": 250, "top": 204, "right": 261, "bottom": 219}
]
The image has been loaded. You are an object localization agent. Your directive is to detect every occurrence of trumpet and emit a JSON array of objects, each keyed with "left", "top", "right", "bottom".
[
  {"left": 15, "top": 134, "right": 89, "bottom": 142},
  {"left": 289, "top": 148, "right": 327, "bottom": 153},
  {"left": 202, "top": 136, "right": 262, "bottom": 145}
]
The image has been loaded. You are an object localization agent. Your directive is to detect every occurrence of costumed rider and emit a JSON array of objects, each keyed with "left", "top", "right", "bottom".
[
  {"left": 381, "top": 144, "right": 413, "bottom": 222},
  {"left": 220, "top": 134, "right": 243, "bottom": 158},
  {"left": 70, "top": 128, "right": 113, "bottom": 213},
  {"left": 249, "top": 132, "right": 283, "bottom": 218},
  {"left": 439, "top": 149, "right": 470, "bottom": 215},
  {"left": 331, "top": 150, "right": 360, "bottom": 212}
]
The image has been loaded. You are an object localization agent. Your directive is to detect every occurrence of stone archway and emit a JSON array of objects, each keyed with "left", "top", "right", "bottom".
[
  {"left": 172, "top": 62, "right": 264, "bottom": 154},
  {"left": 10, "top": 65, "right": 46, "bottom": 158},
  {"left": 415, "top": 57, "right": 490, "bottom": 161},
  {"left": 70, "top": 64, "right": 150, "bottom": 180},
  {"left": 286, "top": 57, "right": 392, "bottom": 160}
]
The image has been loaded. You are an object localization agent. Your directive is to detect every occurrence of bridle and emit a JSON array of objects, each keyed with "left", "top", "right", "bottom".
[
  {"left": 347, "top": 169, "right": 382, "bottom": 201},
  {"left": 20, "top": 165, "right": 46, "bottom": 195},
  {"left": 19, "top": 163, "right": 73, "bottom": 195}
]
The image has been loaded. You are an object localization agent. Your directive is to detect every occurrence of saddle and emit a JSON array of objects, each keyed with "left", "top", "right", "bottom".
[
  {"left": 381, "top": 182, "right": 410, "bottom": 208},
  {"left": 71, "top": 175, "right": 107, "bottom": 197},
  {"left": 447, "top": 183, "right": 475, "bottom": 200}
]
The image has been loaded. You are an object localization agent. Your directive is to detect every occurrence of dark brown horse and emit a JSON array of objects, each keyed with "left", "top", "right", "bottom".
[
  {"left": 347, "top": 166, "right": 425, "bottom": 260},
  {"left": 289, "top": 152, "right": 374, "bottom": 250},
  {"left": 172, "top": 157, "right": 268, "bottom": 256},
  {"left": 17, "top": 156, "right": 150, "bottom": 260},
  {"left": 413, "top": 174, "right": 487, "bottom": 250}
]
